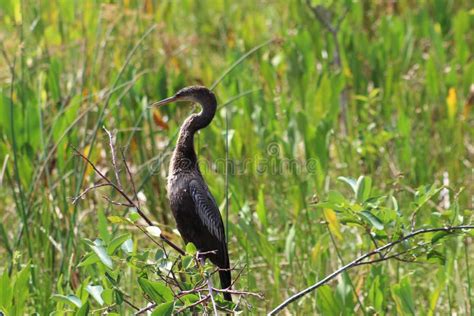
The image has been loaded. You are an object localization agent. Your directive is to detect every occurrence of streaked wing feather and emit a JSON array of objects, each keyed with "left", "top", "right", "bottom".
[{"left": 189, "top": 179, "right": 225, "bottom": 242}]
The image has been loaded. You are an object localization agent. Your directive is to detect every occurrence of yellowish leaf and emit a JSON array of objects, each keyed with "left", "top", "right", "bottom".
[
  {"left": 83, "top": 145, "right": 93, "bottom": 179},
  {"left": 446, "top": 87, "right": 457, "bottom": 120},
  {"left": 324, "top": 208, "right": 342, "bottom": 240}
]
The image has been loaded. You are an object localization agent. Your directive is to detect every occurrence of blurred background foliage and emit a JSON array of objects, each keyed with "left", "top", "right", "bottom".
[{"left": 0, "top": 0, "right": 473, "bottom": 314}]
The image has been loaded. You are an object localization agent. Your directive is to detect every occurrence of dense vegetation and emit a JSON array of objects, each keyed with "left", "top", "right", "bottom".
[{"left": 0, "top": 0, "right": 473, "bottom": 314}]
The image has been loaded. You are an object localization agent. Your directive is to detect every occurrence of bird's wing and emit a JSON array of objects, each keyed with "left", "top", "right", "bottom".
[{"left": 189, "top": 179, "right": 225, "bottom": 242}]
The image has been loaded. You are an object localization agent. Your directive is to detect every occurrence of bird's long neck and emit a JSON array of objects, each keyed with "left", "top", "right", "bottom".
[{"left": 171, "top": 98, "right": 217, "bottom": 173}]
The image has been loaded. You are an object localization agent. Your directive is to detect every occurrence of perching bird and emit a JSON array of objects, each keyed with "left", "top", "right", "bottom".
[{"left": 154, "top": 86, "right": 232, "bottom": 302}]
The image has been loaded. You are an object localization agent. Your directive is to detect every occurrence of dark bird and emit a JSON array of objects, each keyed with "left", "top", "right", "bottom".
[{"left": 154, "top": 86, "right": 232, "bottom": 302}]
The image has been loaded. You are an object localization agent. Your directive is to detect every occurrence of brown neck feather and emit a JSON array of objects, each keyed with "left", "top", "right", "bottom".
[{"left": 171, "top": 97, "right": 217, "bottom": 173}]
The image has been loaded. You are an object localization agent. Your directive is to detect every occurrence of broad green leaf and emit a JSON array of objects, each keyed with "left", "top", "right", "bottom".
[
  {"left": 318, "top": 285, "right": 341, "bottom": 315},
  {"left": 52, "top": 294, "right": 82, "bottom": 308},
  {"left": 138, "top": 278, "right": 174, "bottom": 303},
  {"left": 128, "top": 211, "right": 141, "bottom": 222},
  {"left": 102, "top": 288, "right": 114, "bottom": 305},
  {"left": 427, "top": 250, "right": 446, "bottom": 265},
  {"left": 356, "top": 176, "right": 372, "bottom": 202},
  {"left": 75, "top": 301, "right": 89, "bottom": 316},
  {"left": 431, "top": 231, "right": 449, "bottom": 244},
  {"left": 78, "top": 253, "right": 100, "bottom": 267},
  {"left": 391, "top": 277, "right": 415, "bottom": 315},
  {"left": 12, "top": 264, "right": 30, "bottom": 314},
  {"left": 151, "top": 301, "right": 175, "bottom": 316},
  {"left": 98, "top": 210, "right": 111, "bottom": 243},
  {"left": 107, "top": 233, "right": 131, "bottom": 254},
  {"left": 89, "top": 239, "right": 113, "bottom": 269},
  {"left": 86, "top": 284, "right": 104, "bottom": 306},
  {"left": 107, "top": 216, "right": 128, "bottom": 224},
  {"left": 338, "top": 176, "right": 357, "bottom": 195},
  {"left": 0, "top": 270, "right": 13, "bottom": 309},
  {"left": 121, "top": 238, "right": 134, "bottom": 254},
  {"left": 359, "top": 210, "right": 384, "bottom": 230},
  {"left": 185, "top": 242, "right": 197, "bottom": 255}
]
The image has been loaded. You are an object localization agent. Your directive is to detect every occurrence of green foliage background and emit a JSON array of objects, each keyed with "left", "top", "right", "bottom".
[{"left": 0, "top": 0, "right": 473, "bottom": 314}]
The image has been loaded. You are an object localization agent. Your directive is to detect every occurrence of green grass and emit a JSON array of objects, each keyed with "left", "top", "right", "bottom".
[{"left": 0, "top": 0, "right": 473, "bottom": 314}]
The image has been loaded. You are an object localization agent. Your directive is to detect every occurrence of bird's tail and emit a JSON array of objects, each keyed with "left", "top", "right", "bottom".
[{"left": 219, "top": 268, "right": 232, "bottom": 302}]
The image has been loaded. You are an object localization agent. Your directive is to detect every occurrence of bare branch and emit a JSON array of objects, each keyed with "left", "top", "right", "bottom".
[
  {"left": 102, "top": 195, "right": 134, "bottom": 207},
  {"left": 121, "top": 148, "right": 140, "bottom": 208},
  {"left": 268, "top": 225, "right": 474, "bottom": 315},
  {"left": 103, "top": 126, "right": 122, "bottom": 190},
  {"left": 72, "top": 146, "right": 185, "bottom": 255},
  {"left": 176, "top": 294, "right": 210, "bottom": 314},
  {"left": 134, "top": 303, "right": 156, "bottom": 315},
  {"left": 72, "top": 183, "right": 112, "bottom": 204}
]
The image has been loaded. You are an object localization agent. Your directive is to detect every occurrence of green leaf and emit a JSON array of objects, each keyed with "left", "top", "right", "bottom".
[
  {"left": 138, "top": 278, "right": 174, "bottom": 303},
  {"left": 185, "top": 242, "right": 197, "bottom": 255},
  {"left": 107, "top": 216, "right": 128, "bottom": 224},
  {"left": 13, "top": 264, "right": 30, "bottom": 313},
  {"left": 359, "top": 210, "right": 384, "bottom": 230},
  {"left": 75, "top": 301, "right": 90, "bottom": 316},
  {"left": 128, "top": 211, "right": 141, "bottom": 223},
  {"left": 256, "top": 186, "right": 268, "bottom": 227},
  {"left": 89, "top": 239, "right": 113, "bottom": 269},
  {"left": 78, "top": 253, "right": 100, "bottom": 267},
  {"left": 98, "top": 209, "right": 110, "bottom": 243},
  {"left": 102, "top": 288, "right": 114, "bottom": 305},
  {"left": 427, "top": 250, "right": 446, "bottom": 265},
  {"left": 151, "top": 301, "right": 175, "bottom": 316},
  {"left": 338, "top": 176, "right": 358, "bottom": 195},
  {"left": 180, "top": 294, "right": 200, "bottom": 304},
  {"left": 431, "top": 231, "right": 449, "bottom": 244},
  {"left": 0, "top": 269, "right": 13, "bottom": 309},
  {"left": 121, "top": 238, "right": 133, "bottom": 254},
  {"left": 86, "top": 284, "right": 104, "bottom": 306},
  {"left": 318, "top": 285, "right": 341, "bottom": 315},
  {"left": 356, "top": 176, "right": 372, "bottom": 202},
  {"left": 107, "top": 233, "right": 131, "bottom": 254},
  {"left": 391, "top": 277, "right": 415, "bottom": 314},
  {"left": 52, "top": 294, "right": 83, "bottom": 308}
]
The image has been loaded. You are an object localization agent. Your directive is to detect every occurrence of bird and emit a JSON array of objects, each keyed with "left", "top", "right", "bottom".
[{"left": 153, "top": 85, "right": 232, "bottom": 302}]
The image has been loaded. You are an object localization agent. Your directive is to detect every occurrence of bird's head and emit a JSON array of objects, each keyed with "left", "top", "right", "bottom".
[{"left": 153, "top": 85, "right": 216, "bottom": 107}]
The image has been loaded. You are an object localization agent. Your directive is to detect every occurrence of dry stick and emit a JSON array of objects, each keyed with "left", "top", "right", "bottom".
[
  {"left": 268, "top": 225, "right": 474, "bottom": 315},
  {"left": 72, "top": 147, "right": 185, "bottom": 255}
]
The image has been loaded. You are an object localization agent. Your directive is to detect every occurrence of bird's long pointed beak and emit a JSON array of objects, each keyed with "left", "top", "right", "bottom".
[{"left": 152, "top": 95, "right": 179, "bottom": 107}]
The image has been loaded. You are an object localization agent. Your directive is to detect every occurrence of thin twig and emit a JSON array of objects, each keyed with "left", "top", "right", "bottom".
[
  {"left": 104, "top": 126, "right": 122, "bottom": 190},
  {"left": 134, "top": 303, "right": 156, "bottom": 315},
  {"left": 121, "top": 148, "right": 140, "bottom": 208},
  {"left": 72, "top": 146, "right": 185, "bottom": 255},
  {"left": 102, "top": 196, "right": 134, "bottom": 207},
  {"left": 176, "top": 294, "right": 211, "bottom": 314},
  {"left": 268, "top": 225, "right": 474, "bottom": 315},
  {"left": 72, "top": 183, "right": 112, "bottom": 204}
]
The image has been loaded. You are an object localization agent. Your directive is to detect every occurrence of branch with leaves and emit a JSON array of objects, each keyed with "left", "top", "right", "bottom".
[{"left": 268, "top": 225, "right": 474, "bottom": 315}]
